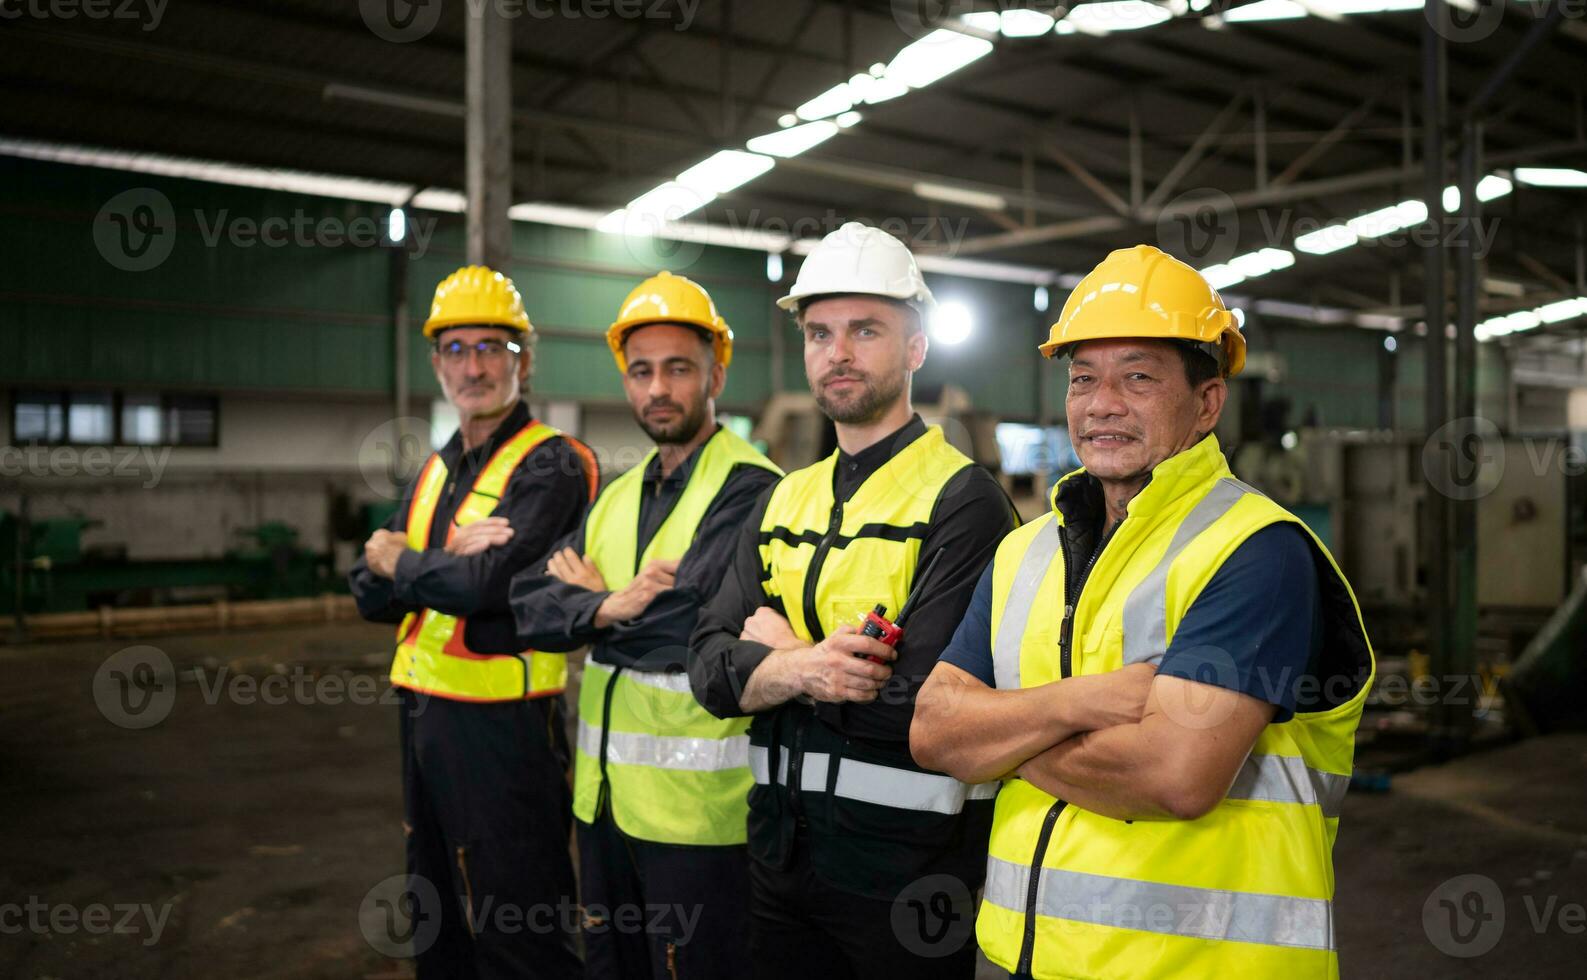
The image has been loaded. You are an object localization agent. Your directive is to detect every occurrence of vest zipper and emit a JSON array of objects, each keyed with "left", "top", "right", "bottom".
[
  {"left": 1019, "top": 518, "right": 1121, "bottom": 972},
  {"left": 596, "top": 665, "right": 623, "bottom": 817},
  {"left": 1058, "top": 520, "right": 1122, "bottom": 680},
  {"left": 1015, "top": 800, "right": 1066, "bottom": 975},
  {"left": 801, "top": 500, "right": 843, "bottom": 643},
  {"left": 787, "top": 711, "right": 809, "bottom": 825}
]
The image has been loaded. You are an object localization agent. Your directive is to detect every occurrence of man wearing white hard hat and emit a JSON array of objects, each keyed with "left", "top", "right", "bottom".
[{"left": 689, "top": 222, "right": 1018, "bottom": 977}]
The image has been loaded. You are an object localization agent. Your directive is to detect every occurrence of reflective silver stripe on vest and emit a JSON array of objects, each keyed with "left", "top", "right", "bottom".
[
  {"left": 984, "top": 856, "right": 1335, "bottom": 951},
  {"left": 584, "top": 660, "right": 694, "bottom": 694},
  {"left": 577, "top": 721, "right": 748, "bottom": 772},
  {"left": 747, "top": 746, "right": 998, "bottom": 815},
  {"left": 993, "top": 518, "right": 1063, "bottom": 690},
  {"left": 1228, "top": 753, "right": 1350, "bottom": 819},
  {"left": 747, "top": 745, "right": 829, "bottom": 792},
  {"left": 1120, "top": 478, "right": 1252, "bottom": 666}
]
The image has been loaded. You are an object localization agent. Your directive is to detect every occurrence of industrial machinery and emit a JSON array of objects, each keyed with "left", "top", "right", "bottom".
[{"left": 1, "top": 510, "right": 336, "bottom": 616}]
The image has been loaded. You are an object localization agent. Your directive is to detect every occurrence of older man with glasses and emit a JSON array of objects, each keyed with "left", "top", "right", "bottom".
[{"left": 350, "top": 265, "right": 598, "bottom": 979}]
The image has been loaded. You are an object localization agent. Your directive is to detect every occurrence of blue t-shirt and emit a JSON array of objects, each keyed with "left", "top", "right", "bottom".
[{"left": 938, "top": 522, "right": 1321, "bottom": 723}]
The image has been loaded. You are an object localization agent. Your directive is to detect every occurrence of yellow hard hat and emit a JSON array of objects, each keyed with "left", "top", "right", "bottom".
[
  {"left": 423, "top": 265, "right": 532, "bottom": 338},
  {"left": 1041, "top": 244, "right": 1246, "bottom": 377},
  {"left": 607, "top": 270, "right": 734, "bottom": 372}
]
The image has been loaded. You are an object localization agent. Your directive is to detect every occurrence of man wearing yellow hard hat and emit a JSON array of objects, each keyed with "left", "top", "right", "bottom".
[
  {"left": 349, "top": 265, "right": 597, "bottom": 979},
  {"left": 509, "top": 270, "right": 781, "bottom": 979},
  {"left": 911, "top": 245, "right": 1375, "bottom": 980}
]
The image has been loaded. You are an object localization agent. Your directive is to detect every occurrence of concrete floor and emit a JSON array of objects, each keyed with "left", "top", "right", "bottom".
[{"left": 2, "top": 621, "right": 1583, "bottom": 979}]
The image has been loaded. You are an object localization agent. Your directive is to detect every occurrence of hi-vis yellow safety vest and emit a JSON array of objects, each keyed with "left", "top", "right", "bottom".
[
  {"left": 573, "top": 426, "right": 782, "bottom": 845},
  {"left": 391, "top": 419, "right": 594, "bottom": 702},
  {"left": 977, "top": 435, "right": 1375, "bottom": 980},
  {"left": 752, "top": 425, "right": 999, "bottom": 837}
]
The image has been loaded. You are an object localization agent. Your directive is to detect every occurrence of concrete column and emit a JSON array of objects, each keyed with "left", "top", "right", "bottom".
[{"left": 466, "top": 4, "right": 513, "bottom": 270}]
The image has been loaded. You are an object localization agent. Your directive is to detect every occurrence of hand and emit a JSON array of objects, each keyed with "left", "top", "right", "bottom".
[
  {"left": 1063, "top": 662, "right": 1157, "bottom": 731},
  {"left": 593, "top": 558, "right": 679, "bottom": 628},
  {"left": 740, "top": 607, "right": 801, "bottom": 650},
  {"left": 546, "top": 547, "right": 606, "bottom": 592},
  {"left": 364, "top": 529, "right": 407, "bottom": 580},
  {"left": 446, "top": 517, "right": 513, "bottom": 557},
  {"left": 793, "top": 626, "right": 897, "bottom": 704}
]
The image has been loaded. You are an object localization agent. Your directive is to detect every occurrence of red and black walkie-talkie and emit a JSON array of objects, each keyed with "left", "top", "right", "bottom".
[{"left": 857, "top": 548, "right": 945, "bottom": 663}]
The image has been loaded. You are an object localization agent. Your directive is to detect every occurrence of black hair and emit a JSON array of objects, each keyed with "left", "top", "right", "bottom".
[{"left": 1173, "top": 342, "right": 1222, "bottom": 387}]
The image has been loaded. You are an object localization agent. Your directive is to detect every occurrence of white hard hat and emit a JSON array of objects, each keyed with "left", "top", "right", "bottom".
[{"left": 777, "top": 221, "right": 936, "bottom": 313}]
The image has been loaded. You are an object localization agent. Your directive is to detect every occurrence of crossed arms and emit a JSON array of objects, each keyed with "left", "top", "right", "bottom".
[{"left": 909, "top": 662, "right": 1275, "bottom": 822}]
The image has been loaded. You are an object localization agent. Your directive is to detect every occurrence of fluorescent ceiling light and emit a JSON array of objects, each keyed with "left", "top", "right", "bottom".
[
  {"left": 604, "top": 181, "right": 714, "bottom": 236},
  {"left": 1516, "top": 167, "right": 1587, "bottom": 187},
  {"left": 1224, "top": 0, "right": 1308, "bottom": 21},
  {"left": 912, "top": 181, "right": 1007, "bottom": 211},
  {"left": 1305, "top": 0, "right": 1422, "bottom": 13},
  {"left": 795, "top": 82, "right": 854, "bottom": 122},
  {"left": 1539, "top": 297, "right": 1587, "bottom": 323},
  {"left": 960, "top": 11, "right": 1001, "bottom": 31},
  {"left": 836, "top": 111, "right": 863, "bottom": 128},
  {"left": 746, "top": 120, "right": 839, "bottom": 158},
  {"left": 1346, "top": 200, "right": 1426, "bottom": 238},
  {"left": 411, "top": 188, "right": 466, "bottom": 212},
  {"left": 1477, "top": 175, "right": 1513, "bottom": 201},
  {"left": 1226, "top": 247, "right": 1295, "bottom": 280},
  {"left": 1001, "top": 9, "right": 1058, "bottom": 35},
  {"left": 1294, "top": 225, "right": 1358, "bottom": 255},
  {"left": 1062, "top": 1, "right": 1173, "bottom": 36},
  {"left": 1200, "top": 264, "right": 1246, "bottom": 290},
  {"left": 1476, "top": 296, "right": 1587, "bottom": 342},
  {"left": 1442, "top": 174, "right": 1515, "bottom": 210},
  {"left": 931, "top": 301, "right": 975, "bottom": 345},
  {"left": 883, "top": 29, "right": 994, "bottom": 89},
  {"left": 676, "top": 150, "right": 774, "bottom": 196},
  {"left": 0, "top": 135, "right": 420, "bottom": 206},
  {"left": 847, "top": 71, "right": 909, "bottom": 106}
]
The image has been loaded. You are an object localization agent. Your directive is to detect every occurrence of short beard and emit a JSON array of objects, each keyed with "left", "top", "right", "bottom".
[
  {"left": 635, "top": 395, "right": 710, "bottom": 446},
  {"left": 814, "top": 369, "right": 907, "bottom": 426}
]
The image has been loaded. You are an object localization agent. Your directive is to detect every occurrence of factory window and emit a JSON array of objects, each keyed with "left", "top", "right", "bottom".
[
  {"left": 12, "top": 392, "right": 66, "bottom": 443},
  {"left": 9, "top": 390, "right": 218, "bottom": 447},
  {"left": 68, "top": 391, "right": 115, "bottom": 444},
  {"left": 120, "top": 394, "right": 163, "bottom": 444},
  {"left": 164, "top": 395, "right": 219, "bottom": 446}
]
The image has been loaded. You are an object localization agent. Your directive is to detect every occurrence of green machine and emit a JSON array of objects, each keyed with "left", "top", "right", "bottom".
[{"left": 0, "top": 511, "right": 337, "bottom": 615}]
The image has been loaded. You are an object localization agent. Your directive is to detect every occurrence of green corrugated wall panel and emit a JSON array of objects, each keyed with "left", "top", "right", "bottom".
[{"left": 0, "top": 156, "right": 1517, "bottom": 429}]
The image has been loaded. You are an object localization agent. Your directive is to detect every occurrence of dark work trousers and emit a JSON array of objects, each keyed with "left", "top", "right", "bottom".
[
  {"left": 398, "top": 688, "right": 583, "bottom": 980},
  {"left": 747, "top": 834, "right": 979, "bottom": 980},
  {"left": 576, "top": 809, "right": 752, "bottom": 980}
]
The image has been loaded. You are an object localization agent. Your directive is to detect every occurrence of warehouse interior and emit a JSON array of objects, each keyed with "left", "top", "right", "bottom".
[{"left": 3, "top": 0, "right": 1587, "bottom": 976}]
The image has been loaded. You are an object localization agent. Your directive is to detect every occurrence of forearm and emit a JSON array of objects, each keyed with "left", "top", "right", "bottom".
[
  {"left": 1018, "top": 723, "right": 1184, "bottom": 821},
  {"left": 911, "top": 672, "right": 1084, "bottom": 783},
  {"left": 509, "top": 571, "right": 606, "bottom": 652},
  {"left": 392, "top": 548, "right": 492, "bottom": 616},
  {"left": 737, "top": 645, "right": 807, "bottom": 713},
  {"left": 348, "top": 559, "right": 412, "bottom": 623}
]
